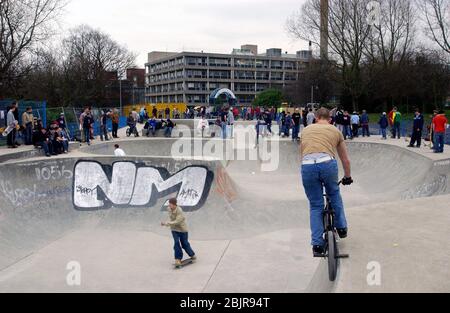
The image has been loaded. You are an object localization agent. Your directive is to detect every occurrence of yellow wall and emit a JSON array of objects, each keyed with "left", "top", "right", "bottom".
[{"left": 123, "top": 103, "right": 188, "bottom": 118}]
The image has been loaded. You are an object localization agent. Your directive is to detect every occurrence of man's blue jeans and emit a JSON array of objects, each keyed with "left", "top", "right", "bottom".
[
  {"left": 83, "top": 128, "right": 90, "bottom": 144},
  {"left": 343, "top": 125, "right": 352, "bottom": 139},
  {"left": 172, "top": 231, "right": 195, "bottom": 260},
  {"left": 165, "top": 127, "right": 173, "bottom": 137},
  {"left": 434, "top": 132, "right": 445, "bottom": 153},
  {"left": 381, "top": 128, "right": 387, "bottom": 139},
  {"left": 393, "top": 123, "right": 401, "bottom": 139},
  {"left": 302, "top": 160, "right": 348, "bottom": 247},
  {"left": 292, "top": 125, "right": 300, "bottom": 140},
  {"left": 221, "top": 123, "right": 227, "bottom": 139}
]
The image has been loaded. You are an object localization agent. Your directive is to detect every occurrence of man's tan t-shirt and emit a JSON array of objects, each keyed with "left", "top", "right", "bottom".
[{"left": 301, "top": 124, "right": 345, "bottom": 158}]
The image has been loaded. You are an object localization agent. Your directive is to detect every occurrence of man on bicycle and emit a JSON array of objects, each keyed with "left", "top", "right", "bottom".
[
  {"left": 127, "top": 112, "right": 138, "bottom": 137},
  {"left": 300, "top": 108, "right": 353, "bottom": 256}
]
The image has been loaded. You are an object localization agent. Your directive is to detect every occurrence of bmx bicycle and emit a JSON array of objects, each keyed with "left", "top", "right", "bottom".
[
  {"left": 314, "top": 181, "right": 350, "bottom": 282},
  {"left": 126, "top": 125, "right": 140, "bottom": 137}
]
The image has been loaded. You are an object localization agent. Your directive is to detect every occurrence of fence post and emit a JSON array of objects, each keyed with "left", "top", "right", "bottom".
[{"left": 42, "top": 101, "right": 47, "bottom": 127}]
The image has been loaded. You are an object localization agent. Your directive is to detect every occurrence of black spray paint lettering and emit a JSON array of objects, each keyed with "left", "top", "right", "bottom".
[{"left": 72, "top": 161, "right": 214, "bottom": 211}]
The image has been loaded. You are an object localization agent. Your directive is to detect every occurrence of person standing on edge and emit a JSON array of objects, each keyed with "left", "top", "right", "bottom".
[
  {"left": 393, "top": 108, "right": 402, "bottom": 139},
  {"left": 264, "top": 109, "right": 273, "bottom": 136},
  {"left": 300, "top": 108, "right": 353, "bottom": 256},
  {"left": 220, "top": 107, "right": 229, "bottom": 139},
  {"left": 112, "top": 109, "right": 120, "bottom": 139},
  {"left": 6, "top": 105, "right": 18, "bottom": 149},
  {"left": 99, "top": 110, "right": 110, "bottom": 142},
  {"left": 22, "top": 107, "right": 34, "bottom": 145},
  {"left": 432, "top": 111, "right": 448, "bottom": 153},
  {"left": 379, "top": 113, "right": 389, "bottom": 140},
  {"left": 351, "top": 112, "right": 360, "bottom": 138},
  {"left": 81, "top": 109, "right": 93, "bottom": 146},
  {"left": 388, "top": 107, "right": 396, "bottom": 138},
  {"left": 335, "top": 107, "right": 344, "bottom": 133},
  {"left": 165, "top": 107, "right": 171, "bottom": 119},
  {"left": 161, "top": 198, "right": 197, "bottom": 268},
  {"left": 361, "top": 110, "right": 370, "bottom": 137},
  {"left": 342, "top": 111, "right": 352, "bottom": 140},
  {"left": 307, "top": 109, "right": 316, "bottom": 126},
  {"left": 228, "top": 107, "right": 235, "bottom": 139},
  {"left": 408, "top": 109, "right": 425, "bottom": 148},
  {"left": 292, "top": 108, "right": 302, "bottom": 141}
]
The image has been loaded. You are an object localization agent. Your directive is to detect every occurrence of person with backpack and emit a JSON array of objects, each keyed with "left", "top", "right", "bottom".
[{"left": 392, "top": 108, "right": 402, "bottom": 139}]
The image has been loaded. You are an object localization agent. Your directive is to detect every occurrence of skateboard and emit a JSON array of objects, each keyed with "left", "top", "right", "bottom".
[
  {"left": 2, "top": 122, "right": 18, "bottom": 137},
  {"left": 174, "top": 259, "right": 194, "bottom": 270}
]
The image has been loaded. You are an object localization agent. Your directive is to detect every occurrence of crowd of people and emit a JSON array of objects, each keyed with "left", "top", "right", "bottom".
[
  {"left": 4, "top": 102, "right": 71, "bottom": 157},
  {"left": 2, "top": 102, "right": 448, "bottom": 155}
]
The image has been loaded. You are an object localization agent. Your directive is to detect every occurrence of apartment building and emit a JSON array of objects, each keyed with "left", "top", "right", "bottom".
[{"left": 145, "top": 45, "right": 312, "bottom": 106}]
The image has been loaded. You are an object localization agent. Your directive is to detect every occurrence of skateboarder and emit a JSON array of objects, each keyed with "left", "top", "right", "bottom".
[{"left": 161, "top": 198, "right": 197, "bottom": 268}]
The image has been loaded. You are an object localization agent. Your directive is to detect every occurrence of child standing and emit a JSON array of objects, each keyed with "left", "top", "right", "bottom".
[{"left": 161, "top": 198, "right": 197, "bottom": 268}]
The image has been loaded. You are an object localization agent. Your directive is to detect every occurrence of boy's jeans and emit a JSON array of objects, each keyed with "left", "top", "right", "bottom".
[
  {"left": 302, "top": 160, "right": 348, "bottom": 247},
  {"left": 172, "top": 231, "right": 195, "bottom": 260}
]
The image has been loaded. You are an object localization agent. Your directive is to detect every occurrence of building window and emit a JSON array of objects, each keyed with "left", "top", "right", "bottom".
[{"left": 209, "top": 58, "right": 231, "bottom": 67}]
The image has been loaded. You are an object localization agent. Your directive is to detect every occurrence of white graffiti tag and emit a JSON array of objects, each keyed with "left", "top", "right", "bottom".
[{"left": 73, "top": 161, "right": 214, "bottom": 211}]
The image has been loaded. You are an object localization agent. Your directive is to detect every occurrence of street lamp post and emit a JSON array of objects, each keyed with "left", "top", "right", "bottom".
[{"left": 119, "top": 75, "right": 123, "bottom": 115}]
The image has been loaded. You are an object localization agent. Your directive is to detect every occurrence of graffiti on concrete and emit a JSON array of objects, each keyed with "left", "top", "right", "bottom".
[
  {"left": 0, "top": 180, "right": 71, "bottom": 207},
  {"left": 35, "top": 165, "right": 73, "bottom": 181},
  {"left": 402, "top": 175, "right": 448, "bottom": 200},
  {"left": 72, "top": 161, "right": 214, "bottom": 211}
]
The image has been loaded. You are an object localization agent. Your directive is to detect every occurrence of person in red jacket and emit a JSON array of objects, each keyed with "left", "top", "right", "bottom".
[
  {"left": 388, "top": 108, "right": 396, "bottom": 138},
  {"left": 432, "top": 111, "right": 448, "bottom": 153}
]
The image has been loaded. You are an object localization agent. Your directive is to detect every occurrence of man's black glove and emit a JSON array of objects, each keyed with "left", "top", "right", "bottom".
[{"left": 342, "top": 177, "right": 354, "bottom": 186}]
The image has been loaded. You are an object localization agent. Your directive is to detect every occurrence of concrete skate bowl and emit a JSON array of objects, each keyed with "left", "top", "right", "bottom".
[{"left": 0, "top": 139, "right": 449, "bottom": 292}]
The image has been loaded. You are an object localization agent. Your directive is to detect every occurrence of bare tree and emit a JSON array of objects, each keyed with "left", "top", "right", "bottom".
[
  {"left": 0, "top": 0, "right": 67, "bottom": 93},
  {"left": 287, "top": 0, "right": 372, "bottom": 111},
  {"left": 62, "top": 25, "right": 137, "bottom": 106},
  {"left": 419, "top": 0, "right": 450, "bottom": 54},
  {"left": 366, "top": 0, "right": 416, "bottom": 66}
]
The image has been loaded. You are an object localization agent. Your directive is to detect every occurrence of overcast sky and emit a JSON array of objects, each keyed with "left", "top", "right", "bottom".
[{"left": 61, "top": 0, "right": 309, "bottom": 67}]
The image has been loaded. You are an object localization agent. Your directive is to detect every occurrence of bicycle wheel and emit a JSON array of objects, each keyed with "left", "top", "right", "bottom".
[{"left": 327, "top": 231, "right": 338, "bottom": 282}]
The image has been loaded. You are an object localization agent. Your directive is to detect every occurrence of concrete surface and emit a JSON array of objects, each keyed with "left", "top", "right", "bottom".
[{"left": 0, "top": 126, "right": 449, "bottom": 293}]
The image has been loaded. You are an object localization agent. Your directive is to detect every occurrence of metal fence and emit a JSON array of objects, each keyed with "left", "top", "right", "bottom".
[{"left": 46, "top": 107, "right": 128, "bottom": 141}]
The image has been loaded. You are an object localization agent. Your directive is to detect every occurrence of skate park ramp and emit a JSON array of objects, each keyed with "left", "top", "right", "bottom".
[{"left": 0, "top": 138, "right": 449, "bottom": 292}]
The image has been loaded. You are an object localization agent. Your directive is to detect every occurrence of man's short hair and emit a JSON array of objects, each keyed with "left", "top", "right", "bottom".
[
  {"left": 114, "top": 144, "right": 119, "bottom": 149},
  {"left": 315, "top": 108, "right": 331, "bottom": 120},
  {"left": 169, "top": 198, "right": 178, "bottom": 206}
]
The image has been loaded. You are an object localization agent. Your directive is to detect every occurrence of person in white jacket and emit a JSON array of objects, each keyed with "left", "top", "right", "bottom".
[{"left": 197, "top": 116, "right": 210, "bottom": 137}]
